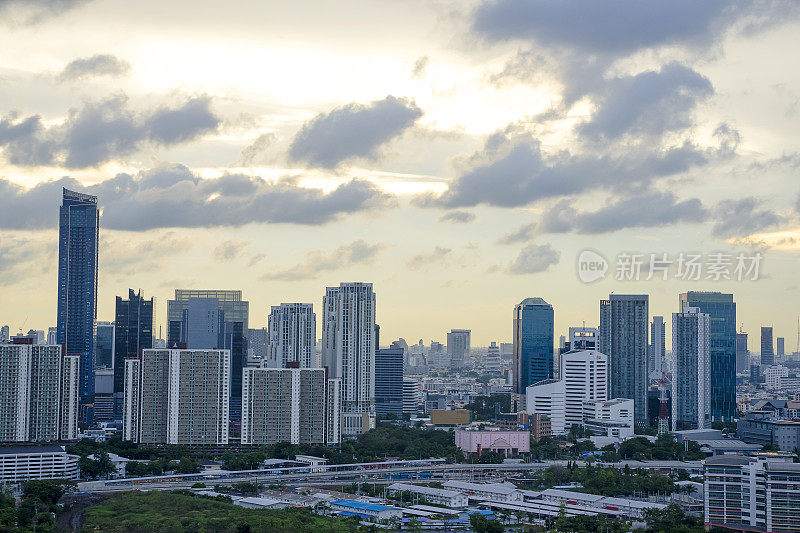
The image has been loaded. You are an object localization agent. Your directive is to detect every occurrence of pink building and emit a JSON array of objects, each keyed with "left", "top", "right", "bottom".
[{"left": 454, "top": 429, "right": 530, "bottom": 457}]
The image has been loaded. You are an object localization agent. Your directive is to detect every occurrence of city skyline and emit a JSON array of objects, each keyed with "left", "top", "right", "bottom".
[{"left": 1, "top": 2, "right": 800, "bottom": 350}]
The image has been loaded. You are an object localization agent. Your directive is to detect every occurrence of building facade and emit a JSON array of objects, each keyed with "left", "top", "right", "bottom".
[
  {"left": 513, "top": 298, "right": 554, "bottom": 395},
  {"left": 761, "top": 326, "right": 774, "bottom": 367},
  {"left": 736, "top": 331, "right": 749, "bottom": 374},
  {"left": 583, "top": 398, "right": 635, "bottom": 439},
  {"left": 672, "top": 307, "right": 711, "bottom": 430},
  {"left": 375, "top": 347, "right": 403, "bottom": 415},
  {"left": 267, "top": 303, "right": 316, "bottom": 368},
  {"left": 57, "top": 188, "right": 99, "bottom": 410},
  {"left": 649, "top": 316, "right": 666, "bottom": 376},
  {"left": 94, "top": 321, "right": 114, "bottom": 369},
  {"left": 525, "top": 379, "right": 566, "bottom": 435},
  {"left": 113, "top": 289, "right": 154, "bottom": 397},
  {"left": 0, "top": 446, "right": 79, "bottom": 482},
  {"left": 560, "top": 350, "right": 608, "bottom": 429},
  {"left": 446, "top": 329, "right": 471, "bottom": 370},
  {"left": 599, "top": 294, "right": 649, "bottom": 425}
]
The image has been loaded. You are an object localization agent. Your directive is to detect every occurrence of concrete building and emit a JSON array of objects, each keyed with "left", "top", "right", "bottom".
[
  {"left": 0, "top": 341, "right": 79, "bottom": 442},
  {"left": 513, "top": 298, "right": 554, "bottom": 396},
  {"left": 583, "top": 398, "right": 635, "bottom": 439},
  {"left": 765, "top": 365, "right": 789, "bottom": 389},
  {"left": 125, "top": 349, "right": 230, "bottom": 444},
  {"left": 0, "top": 446, "right": 79, "bottom": 482},
  {"left": 388, "top": 483, "right": 468, "bottom": 508},
  {"left": 672, "top": 307, "right": 711, "bottom": 430},
  {"left": 241, "top": 367, "right": 327, "bottom": 445},
  {"left": 94, "top": 321, "right": 115, "bottom": 369},
  {"left": 446, "top": 329, "right": 471, "bottom": 370},
  {"left": 443, "top": 481, "right": 523, "bottom": 503},
  {"left": 737, "top": 413, "right": 800, "bottom": 451},
  {"left": 402, "top": 378, "right": 419, "bottom": 414},
  {"left": 325, "top": 377, "right": 342, "bottom": 445},
  {"left": 430, "top": 409, "right": 471, "bottom": 426},
  {"left": 560, "top": 350, "right": 607, "bottom": 429},
  {"left": 455, "top": 429, "right": 530, "bottom": 457},
  {"left": 322, "top": 282, "right": 376, "bottom": 437},
  {"left": 526, "top": 379, "right": 566, "bottom": 435},
  {"left": 329, "top": 500, "right": 403, "bottom": 521},
  {"left": 600, "top": 294, "right": 649, "bottom": 425},
  {"left": 267, "top": 303, "right": 315, "bottom": 368},
  {"left": 704, "top": 453, "right": 800, "bottom": 532},
  {"left": 93, "top": 368, "right": 115, "bottom": 422},
  {"left": 375, "top": 347, "right": 403, "bottom": 415},
  {"left": 649, "top": 316, "right": 666, "bottom": 377},
  {"left": 486, "top": 341, "right": 501, "bottom": 373},
  {"left": 568, "top": 327, "right": 599, "bottom": 351},
  {"left": 122, "top": 358, "right": 140, "bottom": 441}
]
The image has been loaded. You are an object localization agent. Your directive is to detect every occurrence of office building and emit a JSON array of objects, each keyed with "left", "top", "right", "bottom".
[
  {"left": 46, "top": 327, "right": 57, "bottom": 346},
  {"left": 736, "top": 331, "right": 749, "bottom": 374},
  {"left": 0, "top": 341, "right": 79, "bottom": 441},
  {"left": 737, "top": 412, "right": 800, "bottom": 451},
  {"left": 761, "top": 326, "right": 774, "bottom": 367},
  {"left": 679, "top": 292, "right": 736, "bottom": 422},
  {"left": 94, "top": 321, "right": 114, "bottom": 369},
  {"left": 486, "top": 341, "right": 501, "bottom": 372},
  {"left": 568, "top": 327, "right": 599, "bottom": 351},
  {"left": 241, "top": 367, "right": 327, "bottom": 445},
  {"left": 704, "top": 454, "right": 800, "bottom": 532},
  {"left": 777, "top": 336, "right": 785, "bottom": 361},
  {"left": 402, "top": 378, "right": 419, "bottom": 414},
  {"left": 126, "top": 349, "right": 230, "bottom": 444},
  {"left": 375, "top": 347, "right": 403, "bottom": 415},
  {"left": 93, "top": 368, "right": 115, "bottom": 423},
  {"left": 267, "top": 303, "right": 316, "bottom": 368},
  {"left": 560, "top": 350, "right": 608, "bottom": 429},
  {"left": 649, "top": 316, "right": 666, "bottom": 376},
  {"left": 599, "top": 294, "right": 649, "bottom": 425},
  {"left": 114, "top": 290, "right": 154, "bottom": 394},
  {"left": 513, "top": 298, "right": 554, "bottom": 396},
  {"left": 525, "top": 379, "right": 566, "bottom": 435},
  {"left": 583, "top": 398, "right": 635, "bottom": 439},
  {"left": 167, "top": 290, "right": 248, "bottom": 425},
  {"left": 247, "top": 327, "right": 268, "bottom": 364},
  {"left": 0, "top": 446, "right": 79, "bottom": 483},
  {"left": 446, "top": 329, "right": 471, "bottom": 369},
  {"left": 57, "top": 188, "right": 99, "bottom": 409},
  {"left": 321, "top": 282, "right": 376, "bottom": 436},
  {"left": 672, "top": 307, "right": 711, "bottom": 430}
]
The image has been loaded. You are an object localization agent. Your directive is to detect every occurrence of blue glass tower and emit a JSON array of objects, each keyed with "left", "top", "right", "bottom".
[
  {"left": 57, "top": 188, "right": 99, "bottom": 410},
  {"left": 679, "top": 292, "right": 736, "bottom": 422},
  {"left": 513, "top": 297, "right": 554, "bottom": 394},
  {"left": 375, "top": 347, "right": 404, "bottom": 415}
]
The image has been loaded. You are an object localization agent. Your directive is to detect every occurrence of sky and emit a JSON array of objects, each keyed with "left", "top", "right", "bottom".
[{"left": 1, "top": 0, "right": 800, "bottom": 351}]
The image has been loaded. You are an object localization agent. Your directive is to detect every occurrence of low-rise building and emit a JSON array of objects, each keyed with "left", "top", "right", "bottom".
[
  {"left": 582, "top": 398, "right": 634, "bottom": 439},
  {"left": 454, "top": 428, "right": 530, "bottom": 458},
  {"left": 387, "top": 483, "right": 468, "bottom": 508},
  {"left": 430, "top": 409, "right": 471, "bottom": 427},
  {"left": 737, "top": 412, "right": 800, "bottom": 451},
  {"left": 328, "top": 500, "right": 403, "bottom": 521},
  {"left": 442, "top": 481, "right": 523, "bottom": 503},
  {"left": 0, "top": 446, "right": 79, "bottom": 483}
]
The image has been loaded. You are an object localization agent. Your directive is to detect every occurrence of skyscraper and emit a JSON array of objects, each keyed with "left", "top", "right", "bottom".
[
  {"left": 57, "top": 188, "right": 99, "bottom": 409},
  {"left": 375, "top": 347, "right": 404, "bottom": 415},
  {"left": 736, "top": 331, "right": 749, "bottom": 374},
  {"left": 560, "top": 350, "right": 608, "bottom": 429},
  {"left": 672, "top": 307, "right": 711, "bottom": 430},
  {"left": 267, "top": 303, "right": 316, "bottom": 368},
  {"left": 0, "top": 326, "right": 9, "bottom": 342},
  {"left": 649, "top": 316, "right": 666, "bottom": 376},
  {"left": 446, "top": 329, "right": 471, "bottom": 370},
  {"left": 679, "top": 292, "right": 736, "bottom": 422},
  {"left": 167, "top": 290, "right": 248, "bottom": 426},
  {"left": 513, "top": 298, "right": 554, "bottom": 395},
  {"left": 114, "top": 289, "right": 154, "bottom": 419},
  {"left": 322, "top": 282, "right": 376, "bottom": 437},
  {"left": 776, "top": 337, "right": 785, "bottom": 361},
  {"left": 94, "top": 321, "right": 115, "bottom": 369},
  {"left": 761, "top": 326, "right": 774, "bottom": 367},
  {"left": 599, "top": 294, "right": 649, "bottom": 425}
]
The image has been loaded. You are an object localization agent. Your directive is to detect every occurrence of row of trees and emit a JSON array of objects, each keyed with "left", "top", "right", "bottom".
[
  {"left": 0, "top": 479, "right": 76, "bottom": 532},
  {"left": 525, "top": 463, "right": 683, "bottom": 496}
]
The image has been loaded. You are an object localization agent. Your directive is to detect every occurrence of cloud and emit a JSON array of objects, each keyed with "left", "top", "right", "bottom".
[
  {"left": 508, "top": 243, "right": 560, "bottom": 274},
  {"left": 0, "top": 0, "right": 92, "bottom": 23},
  {"left": 213, "top": 240, "right": 249, "bottom": 262},
  {"left": 0, "top": 95, "right": 219, "bottom": 168},
  {"left": 713, "top": 197, "right": 785, "bottom": 239},
  {"left": 58, "top": 54, "right": 130, "bottom": 81},
  {"left": 237, "top": 133, "right": 277, "bottom": 166},
  {"left": 0, "top": 234, "right": 54, "bottom": 285},
  {"left": 406, "top": 246, "right": 453, "bottom": 270},
  {"left": 411, "top": 56, "right": 429, "bottom": 79},
  {"left": 438, "top": 210, "right": 475, "bottom": 224},
  {"left": 0, "top": 165, "right": 396, "bottom": 231},
  {"left": 288, "top": 95, "right": 423, "bottom": 168},
  {"left": 496, "top": 222, "right": 537, "bottom": 245},
  {"left": 100, "top": 231, "right": 191, "bottom": 276},
  {"left": 247, "top": 253, "right": 266, "bottom": 267},
  {"left": 539, "top": 191, "right": 708, "bottom": 234},
  {"left": 263, "top": 240, "right": 385, "bottom": 281}
]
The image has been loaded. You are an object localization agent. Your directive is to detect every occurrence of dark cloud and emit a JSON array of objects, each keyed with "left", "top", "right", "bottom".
[
  {"left": 0, "top": 165, "right": 395, "bottom": 231},
  {"left": 58, "top": 54, "right": 130, "bottom": 81},
  {"left": 288, "top": 95, "right": 423, "bottom": 168},
  {"left": 507, "top": 243, "right": 560, "bottom": 274},
  {"left": 0, "top": 95, "right": 219, "bottom": 168},
  {"left": 263, "top": 240, "right": 385, "bottom": 281},
  {"left": 539, "top": 191, "right": 707, "bottom": 234},
  {"left": 406, "top": 246, "right": 452, "bottom": 270},
  {"left": 713, "top": 197, "right": 785, "bottom": 239},
  {"left": 496, "top": 222, "right": 536, "bottom": 245},
  {"left": 438, "top": 210, "right": 475, "bottom": 224}
]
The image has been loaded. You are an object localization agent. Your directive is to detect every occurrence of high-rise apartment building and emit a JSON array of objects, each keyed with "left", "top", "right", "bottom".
[
  {"left": 57, "top": 188, "right": 99, "bottom": 409},
  {"left": 125, "top": 349, "right": 230, "bottom": 444},
  {"left": 704, "top": 454, "right": 800, "bottom": 532},
  {"left": 761, "top": 326, "right": 774, "bottom": 367},
  {"left": 46, "top": 327, "right": 57, "bottom": 346},
  {"left": 267, "top": 303, "right": 316, "bottom": 368},
  {"left": 599, "top": 294, "right": 649, "bottom": 425},
  {"left": 446, "top": 329, "right": 471, "bottom": 370},
  {"left": 241, "top": 367, "right": 330, "bottom": 445},
  {"left": 560, "top": 350, "right": 608, "bottom": 429},
  {"left": 167, "top": 290, "right": 248, "bottom": 425},
  {"left": 679, "top": 292, "right": 736, "bottom": 422},
  {"left": 736, "top": 331, "right": 749, "bottom": 374},
  {"left": 94, "top": 322, "right": 114, "bottom": 369},
  {"left": 486, "top": 341, "right": 501, "bottom": 373},
  {"left": 375, "top": 347, "right": 404, "bottom": 416},
  {"left": 513, "top": 298, "right": 554, "bottom": 395},
  {"left": 649, "top": 316, "right": 666, "bottom": 376},
  {"left": 672, "top": 307, "right": 711, "bottom": 430},
  {"left": 0, "top": 340, "right": 79, "bottom": 441}
]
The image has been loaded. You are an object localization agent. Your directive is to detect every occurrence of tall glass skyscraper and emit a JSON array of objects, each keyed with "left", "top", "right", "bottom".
[
  {"left": 114, "top": 289, "right": 154, "bottom": 393},
  {"left": 599, "top": 294, "right": 649, "bottom": 426},
  {"left": 761, "top": 327, "right": 774, "bottom": 367},
  {"left": 57, "top": 188, "right": 99, "bottom": 408},
  {"left": 679, "top": 292, "right": 736, "bottom": 421},
  {"left": 513, "top": 297, "right": 554, "bottom": 394}
]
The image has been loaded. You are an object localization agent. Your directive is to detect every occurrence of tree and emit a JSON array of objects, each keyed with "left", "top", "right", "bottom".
[
  {"left": 175, "top": 456, "right": 200, "bottom": 474},
  {"left": 469, "top": 513, "right": 504, "bottom": 533}
]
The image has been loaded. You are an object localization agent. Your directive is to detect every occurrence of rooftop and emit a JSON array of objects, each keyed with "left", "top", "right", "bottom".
[
  {"left": 330, "top": 500, "right": 399, "bottom": 512},
  {"left": 0, "top": 446, "right": 65, "bottom": 455},
  {"left": 443, "top": 481, "right": 519, "bottom": 495}
]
